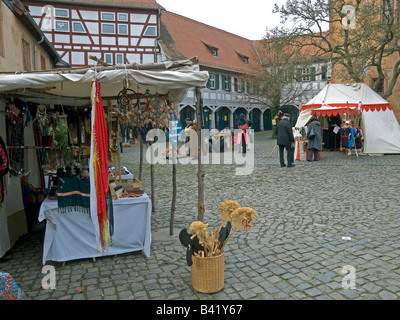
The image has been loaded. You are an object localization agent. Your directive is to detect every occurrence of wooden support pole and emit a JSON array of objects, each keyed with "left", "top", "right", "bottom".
[
  {"left": 195, "top": 88, "right": 205, "bottom": 222},
  {"left": 150, "top": 143, "right": 155, "bottom": 213}
]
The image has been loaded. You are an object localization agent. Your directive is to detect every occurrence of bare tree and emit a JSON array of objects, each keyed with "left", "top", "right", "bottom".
[
  {"left": 272, "top": 0, "right": 400, "bottom": 100},
  {"left": 258, "top": 29, "right": 326, "bottom": 114}
]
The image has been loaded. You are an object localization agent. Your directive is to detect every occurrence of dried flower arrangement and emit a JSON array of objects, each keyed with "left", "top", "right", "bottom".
[{"left": 179, "top": 200, "right": 258, "bottom": 266}]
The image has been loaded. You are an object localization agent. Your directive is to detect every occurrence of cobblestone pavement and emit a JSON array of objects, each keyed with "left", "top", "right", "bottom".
[{"left": 1, "top": 131, "right": 400, "bottom": 300}]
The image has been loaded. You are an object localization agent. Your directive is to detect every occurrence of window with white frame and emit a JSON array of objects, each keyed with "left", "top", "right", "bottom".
[
  {"left": 321, "top": 66, "right": 327, "bottom": 81},
  {"left": 301, "top": 67, "right": 316, "bottom": 82},
  {"left": 208, "top": 73, "right": 217, "bottom": 90},
  {"left": 210, "top": 73, "right": 216, "bottom": 89},
  {"left": 118, "top": 13, "right": 128, "bottom": 21},
  {"left": 118, "top": 24, "right": 128, "bottom": 35},
  {"left": 222, "top": 75, "right": 231, "bottom": 91},
  {"left": 144, "top": 26, "right": 156, "bottom": 36},
  {"left": 282, "top": 70, "right": 291, "bottom": 82},
  {"left": 55, "top": 9, "right": 69, "bottom": 18},
  {"left": 102, "top": 23, "right": 115, "bottom": 34},
  {"left": 55, "top": 20, "right": 69, "bottom": 32},
  {"left": 72, "top": 22, "right": 85, "bottom": 33},
  {"left": 104, "top": 53, "right": 113, "bottom": 65},
  {"left": 101, "top": 12, "right": 115, "bottom": 21},
  {"left": 234, "top": 78, "right": 243, "bottom": 92},
  {"left": 116, "top": 53, "right": 124, "bottom": 64}
]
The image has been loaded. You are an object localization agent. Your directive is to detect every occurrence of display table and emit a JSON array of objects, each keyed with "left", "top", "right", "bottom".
[{"left": 38, "top": 194, "right": 152, "bottom": 264}]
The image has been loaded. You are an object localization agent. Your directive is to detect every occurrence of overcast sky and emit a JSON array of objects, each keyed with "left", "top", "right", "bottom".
[{"left": 156, "top": 0, "right": 287, "bottom": 40}]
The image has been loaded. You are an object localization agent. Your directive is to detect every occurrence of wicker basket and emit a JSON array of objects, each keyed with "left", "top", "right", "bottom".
[{"left": 191, "top": 253, "right": 224, "bottom": 293}]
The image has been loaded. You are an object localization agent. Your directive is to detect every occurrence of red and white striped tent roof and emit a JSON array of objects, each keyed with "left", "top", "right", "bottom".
[
  {"left": 296, "top": 83, "right": 400, "bottom": 154},
  {"left": 300, "top": 83, "right": 392, "bottom": 116}
]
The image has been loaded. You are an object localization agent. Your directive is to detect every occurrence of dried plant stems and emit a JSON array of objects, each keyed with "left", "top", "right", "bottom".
[{"left": 216, "top": 227, "right": 237, "bottom": 255}]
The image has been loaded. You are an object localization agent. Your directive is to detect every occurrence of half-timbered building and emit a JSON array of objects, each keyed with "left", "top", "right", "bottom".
[{"left": 24, "top": 0, "right": 163, "bottom": 67}]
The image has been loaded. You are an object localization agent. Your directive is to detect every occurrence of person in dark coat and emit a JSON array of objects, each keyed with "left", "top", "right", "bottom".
[
  {"left": 327, "top": 115, "right": 341, "bottom": 150},
  {"left": 276, "top": 113, "right": 295, "bottom": 167},
  {"left": 306, "top": 116, "right": 323, "bottom": 161}
]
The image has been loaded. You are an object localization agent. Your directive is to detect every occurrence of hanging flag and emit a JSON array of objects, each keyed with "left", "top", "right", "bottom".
[{"left": 89, "top": 79, "right": 110, "bottom": 254}]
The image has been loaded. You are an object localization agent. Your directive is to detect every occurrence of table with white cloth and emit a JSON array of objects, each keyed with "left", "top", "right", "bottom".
[{"left": 38, "top": 194, "right": 152, "bottom": 264}]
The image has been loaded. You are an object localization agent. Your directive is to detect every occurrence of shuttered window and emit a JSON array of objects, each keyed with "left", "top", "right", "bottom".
[
  {"left": 207, "top": 73, "right": 219, "bottom": 90},
  {"left": 222, "top": 75, "right": 231, "bottom": 91},
  {"left": 22, "top": 38, "right": 31, "bottom": 71}
]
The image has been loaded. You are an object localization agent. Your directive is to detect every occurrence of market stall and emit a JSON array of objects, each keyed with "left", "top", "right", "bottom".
[
  {"left": 294, "top": 83, "right": 400, "bottom": 157},
  {"left": 0, "top": 57, "right": 209, "bottom": 261}
]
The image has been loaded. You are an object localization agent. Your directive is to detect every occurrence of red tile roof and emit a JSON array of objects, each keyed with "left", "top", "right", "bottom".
[
  {"left": 160, "top": 11, "right": 262, "bottom": 75},
  {"left": 253, "top": 32, "right": 331, "bottom": 64},
  {"left": 26, "top": 0, "right": 164, "bottom": 10}
]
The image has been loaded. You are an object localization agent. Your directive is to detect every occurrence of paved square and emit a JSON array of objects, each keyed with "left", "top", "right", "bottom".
[{"left": 1, "top": 131, "right": 400, "bottom": 300}]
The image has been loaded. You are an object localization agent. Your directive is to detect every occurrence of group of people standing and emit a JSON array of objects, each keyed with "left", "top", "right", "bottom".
[{"left": 276, "top": 111, "right": 323, "bottom": 167}]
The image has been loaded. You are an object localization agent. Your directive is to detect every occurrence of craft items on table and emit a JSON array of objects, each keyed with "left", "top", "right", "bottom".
[
  {"left": 179, "top": 200, "right": 258, "bottom": 293},
  {"left": 57, "top": 174, "right": 90, "bottom": 214}
]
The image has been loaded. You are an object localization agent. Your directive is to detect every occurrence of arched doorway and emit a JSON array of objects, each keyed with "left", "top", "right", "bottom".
[
  {"left": 280, "top": 105, "right": 299, "bottom": 127},
  {"left": 233, "top": 108, "right": 247, "bottom": 129},
  {"left": 203, "top": 107, "right": 212, "bottom": 130},
  {"left": 263, "top": 109, "right": 272, "bottom": 131},
  {"left": 250, "top": 109, "right": 261, "bottom": 132},
  {"left": 180, "top": 105, "right": 195, "bottom": 127},
  {"left": 215, "top": 107, "right": 230, "bottom": 130}
]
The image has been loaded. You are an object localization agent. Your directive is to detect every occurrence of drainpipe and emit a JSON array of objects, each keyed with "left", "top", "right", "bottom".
[
  {"left": 33, "top": 35, "right": 45, "bottom": 71},
  {"left": 155, "top": 8, "right": 162, "bottom": 63}
]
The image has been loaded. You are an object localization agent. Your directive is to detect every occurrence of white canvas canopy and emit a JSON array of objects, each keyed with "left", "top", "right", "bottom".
[
  {"left": 295, "top": 83, "right": 400, "bottom": 154},
  {"left": 0, "top": 58, "right": 209, "bottom": 105}
]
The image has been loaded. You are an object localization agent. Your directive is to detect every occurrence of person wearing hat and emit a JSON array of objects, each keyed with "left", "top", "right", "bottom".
[{"left": 276, "top": 113, "right": 295, "bottom": 167}]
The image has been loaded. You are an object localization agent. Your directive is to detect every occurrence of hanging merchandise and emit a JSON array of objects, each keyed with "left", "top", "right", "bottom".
[
  {"left": 6, "top": 100, "right": 24, "bottom": 174},
  {"left": 6, "top": 100, "right": 20, "bottom": 125},
  {"left": 117, "top": 88, "right": 139, "bottom": 111},
  {"left": 20, "top": 176, "right": 47, "bottom": 232},
  {"left": 34, "top": 104, "right": 48, "bottom": 132},
  {"left": 0, "top": 136, "right": 9, "bottom": 203},
  {"left": 22, "top": 102, "right": 31, "bottom": 127},
  {"left": 0, "top": 136, "right": 9, "bottom": 178},
  {"left": 89, "top": 79, "right": 113, "bottom": 254}
]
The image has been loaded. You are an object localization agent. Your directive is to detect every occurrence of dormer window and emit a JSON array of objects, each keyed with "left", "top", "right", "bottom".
[
  {"left": 210, "top": 47, "right": 218, "bottom": 57},
  {"left": 237, "top": 53, "right": 249, "bottom": 64},
  {"left": 203, "top": 43, "right": 218, "bottom": 57}
]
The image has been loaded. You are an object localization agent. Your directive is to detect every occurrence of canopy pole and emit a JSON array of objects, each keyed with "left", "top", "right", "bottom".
[{"left": 195, "top": 88, "right": 205, "bottom": 222}]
